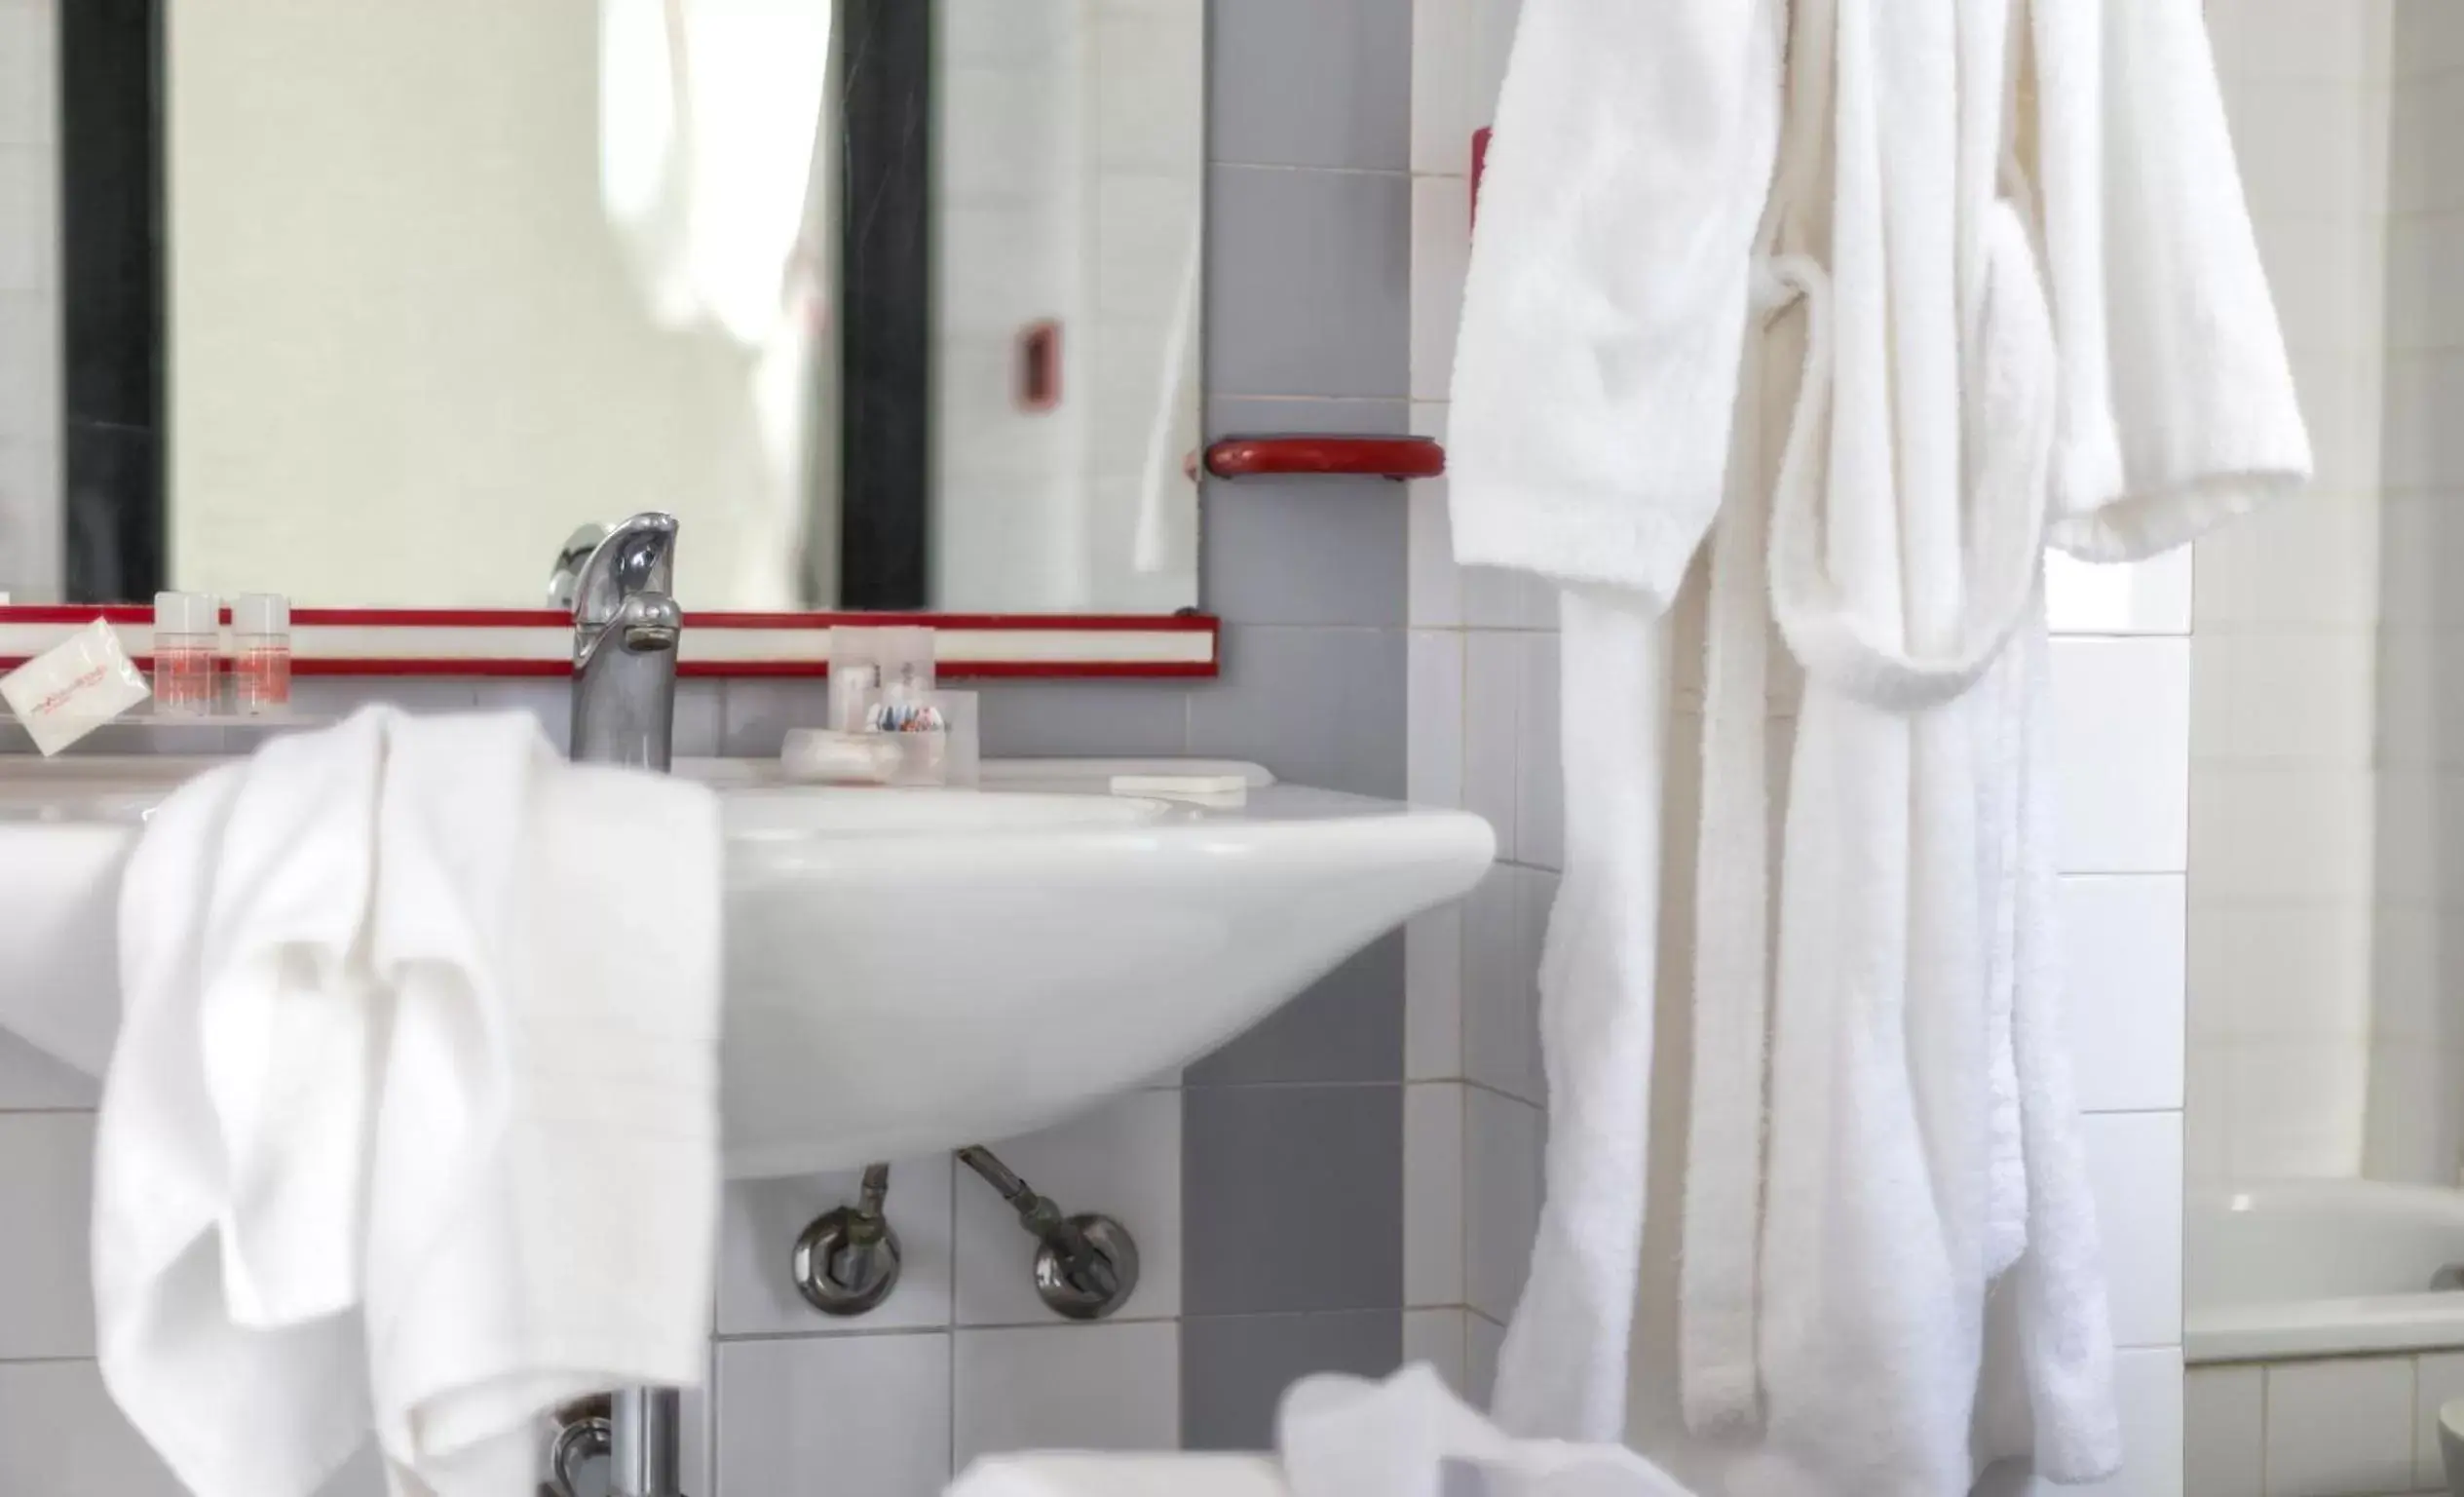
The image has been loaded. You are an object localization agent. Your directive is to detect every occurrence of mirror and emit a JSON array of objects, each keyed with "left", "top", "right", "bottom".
[{"left": 31, "top": 0, "right": 1202, "bottom": 615}]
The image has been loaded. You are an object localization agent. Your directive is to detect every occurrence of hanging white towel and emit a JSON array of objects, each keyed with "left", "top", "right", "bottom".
[{"left": 94, "top": 708, "right": 722, "bottom": 1497}]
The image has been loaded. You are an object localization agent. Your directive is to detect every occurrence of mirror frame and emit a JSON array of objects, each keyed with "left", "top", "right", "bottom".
[{"left": 0, "top": 605, "right": 1220, "bottom": 678}]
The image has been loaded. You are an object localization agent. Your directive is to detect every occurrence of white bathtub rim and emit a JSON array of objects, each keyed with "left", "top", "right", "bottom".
[{"left": 2188, "top": 1289, "right": 2464, "bottom": 1364}]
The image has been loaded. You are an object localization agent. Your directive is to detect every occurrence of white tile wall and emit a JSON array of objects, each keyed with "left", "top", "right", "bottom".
[
  {"left": 717, "top": 1156, "right": 959, "bottom": 1335},
  {"left": 1460, "top": 1084, "right": 1541, "bottom": 1326},
  {"left": 2188, "top": 1348, "right": 2464, "bottom": 1497},
  {"left": 715, "top": 1332, "right": 953, "bottom": 1496},
  {"left": 2187, "top": 1365, "right": 2265, "bottom": 1497},
  {"left": 2189, "top": 0, "right": 2419, "bottom": 1231},
  {"left": 1464, "top": 1312, "right": 1504, "bottom": 1407},
  {"left": 2053, "top": 638, "right": 2194, "bottom": 875},
  {"left": 952, "top": 1091, "right": 1183, "bottom": 1326},
  {"left": 2084, "top": 1114, "right": 2186, "bottom": 1351},
  {"left": 2416, "top": 1352, "right": 2464, "bottom": 1491},
  {"left": 1403, "top": 1082, "right": 1465, "bottom": 1309},
  {"left": 2267, "top": 1357, "right": 2417, "bottom": 1497},
  {"left": 952, "top": 1323, "right": 1180, "bottom": 1470},
  {"left": 1401, "top": 1307, "right": 1469, "bottom": 1395},
  {"left": 1460, "top": 864, "right": 1543, "bottom": 1107},
  {"left": 1408, "top": 175, "right": 1470, "bottom": 403},
  {"left": 2063, "top": 877, "right": 2189, "bottom": 1114}
]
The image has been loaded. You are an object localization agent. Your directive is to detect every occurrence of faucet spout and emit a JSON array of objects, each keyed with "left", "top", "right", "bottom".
[{"left": 568, "top": 514, "right": 681, "bottom": 772}]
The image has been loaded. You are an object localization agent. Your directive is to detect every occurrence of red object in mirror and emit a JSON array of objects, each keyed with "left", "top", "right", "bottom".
[
  {"left": 1472, "top": 127, "right": 1492, "bottom": 226},
  {"left": 1018, "top": 320, "right": 1063, "bottom": 411}
]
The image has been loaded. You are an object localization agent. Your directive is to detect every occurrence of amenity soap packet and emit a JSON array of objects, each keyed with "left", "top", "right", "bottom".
[{"left": 1, "top": 618, "right": 152, "bottom": 755}]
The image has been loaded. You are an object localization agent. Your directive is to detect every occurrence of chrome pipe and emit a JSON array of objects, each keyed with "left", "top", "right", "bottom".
[{"left": 608, "top": 1387, "right": 684, "bottom": 1497}]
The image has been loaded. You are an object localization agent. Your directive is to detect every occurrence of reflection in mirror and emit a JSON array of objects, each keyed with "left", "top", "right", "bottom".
[{"left": 24, "top": 0, "right": 1201, "bottom": 614}]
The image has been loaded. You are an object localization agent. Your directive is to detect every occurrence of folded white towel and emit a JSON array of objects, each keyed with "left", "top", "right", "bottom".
[{"left": 94, "top": 707, "right": 722, "bottom": 1497}]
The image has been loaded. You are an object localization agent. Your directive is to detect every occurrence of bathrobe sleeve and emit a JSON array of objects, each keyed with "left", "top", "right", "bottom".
[
  {"left": 1445, "top": 1, "right": 1784, "bottom": 612},
  {"left": 2034, "top": 0, "right": 2313, "bottom": 561}
]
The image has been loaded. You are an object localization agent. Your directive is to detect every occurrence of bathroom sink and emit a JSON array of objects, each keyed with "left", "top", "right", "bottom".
[{"left": 0, "top": 756, "right": 1493, "bottom": 1176}]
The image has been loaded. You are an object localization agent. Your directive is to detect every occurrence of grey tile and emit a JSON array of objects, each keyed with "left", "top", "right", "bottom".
[
  {"left": 1187, "top": 932, "right": 1403, "bottom": 1086},
  {"left": 716, "top": 1333, "right": 951, "bottom": 1497},
  {"left": 717, "top": 677, "right": 836, "bottom": 757},
  {"left": 0, "top": 1362, "right": 186, "bottom": 1497},
  {"left": 0, "top": 1113, "right": 95, "bottom": 1359},
  {"left": 1186, "top": 626, "right": 1406, "bottom": 798},
  {"left": 1208, "top": 397, "right": 1410, "bottom": 440},
  {"left": 1201, "top": 399, "right": 1409, "bottom": 629},
  {"left": 471, "top": 677, "right": 574, "bottom": 756},
  {"left": 1209, "top": 0, "right": 1412, "bottom": 171},
  {"left": 0, "top": 1030, "right": 97, "bottom": 1110},
  {"left": 292, "top": 677, "right": 483, "bottom": 718},
  {"left": 1184, "top": 1085, "right": 1403, "bottom": 1316},
  {"left": 1206, "top": 167, "right": 1410, "bottom": 400},
  {"left": 975, "top": 681, "right": 1191, "bottom": 758},
  {"left": 672, "top": 679, "right": 724, "bottom": 757},
  {"left": 1182, "top": 1311, "right": 1404, "bottom": 1451}
]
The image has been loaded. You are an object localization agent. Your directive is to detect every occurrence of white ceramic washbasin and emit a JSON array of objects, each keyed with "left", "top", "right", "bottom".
[{"left": 0, "top": 755, "right": 1493, "bottom": 1176}]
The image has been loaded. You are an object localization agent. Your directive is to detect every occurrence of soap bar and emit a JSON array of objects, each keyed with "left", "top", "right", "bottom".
[
  {"left": 1, "top": 619, "right": 152, "bottom": 755},
  {"left": 1110, "top": 773, "right": 1247, "bottom": 807},
  {"left": 780, "top": 728, "right": 901, "bottom": 785}
]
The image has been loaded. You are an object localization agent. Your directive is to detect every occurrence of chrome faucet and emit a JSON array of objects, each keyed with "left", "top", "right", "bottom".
[
  {"left": 567, "top": 513, "right": 682, "bottom": 772},
  {"left": 561, "top": 512, "right": 690, "bottom": 1496}
]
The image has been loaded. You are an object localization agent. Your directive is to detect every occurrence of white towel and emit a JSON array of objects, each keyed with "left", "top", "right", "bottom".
[
  {"left": 94, "top": 707, "right": 722, "bottom": 1497},
  {"left": 941, "top": 1365, "right": 1698, "bottom": 1497}
]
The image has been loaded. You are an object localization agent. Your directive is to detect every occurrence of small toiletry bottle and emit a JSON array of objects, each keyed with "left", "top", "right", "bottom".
[
  {"left": 151, "top": 591, "right": 219, "bottom": 715},
  {"left": 232, "top": 594, "right": 291, "bottom": 715}
]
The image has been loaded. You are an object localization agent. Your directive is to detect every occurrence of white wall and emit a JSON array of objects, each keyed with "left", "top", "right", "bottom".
[
  {"left": 1397, "top": 0, "right": 1539, "bottom": 1401},
  {"left": 0, "top": 0, "right": 57, "bottom": 603},
  {"left": 1403, "top": 1, "right": 2192, "bottom": 1490},
  {"left": 2188, "top": 0, "right": 2395, "bottom": 1188},
  {"left": 2365, "top": 0, "right": 2464, "bottom": 1192}
]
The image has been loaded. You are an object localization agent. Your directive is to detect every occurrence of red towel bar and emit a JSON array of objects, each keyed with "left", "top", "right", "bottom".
[{"left": 1202, "top": 436, "right": 1447, "bottom": 482}]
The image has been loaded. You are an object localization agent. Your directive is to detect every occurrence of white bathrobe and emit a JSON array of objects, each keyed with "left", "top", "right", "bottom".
[
  {"left": 1449, "top": 0, "right": 2308, "bottom": 1490},
  {"left": 1451, "top": 0, "right": 1786, "bottom": 1444}
]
